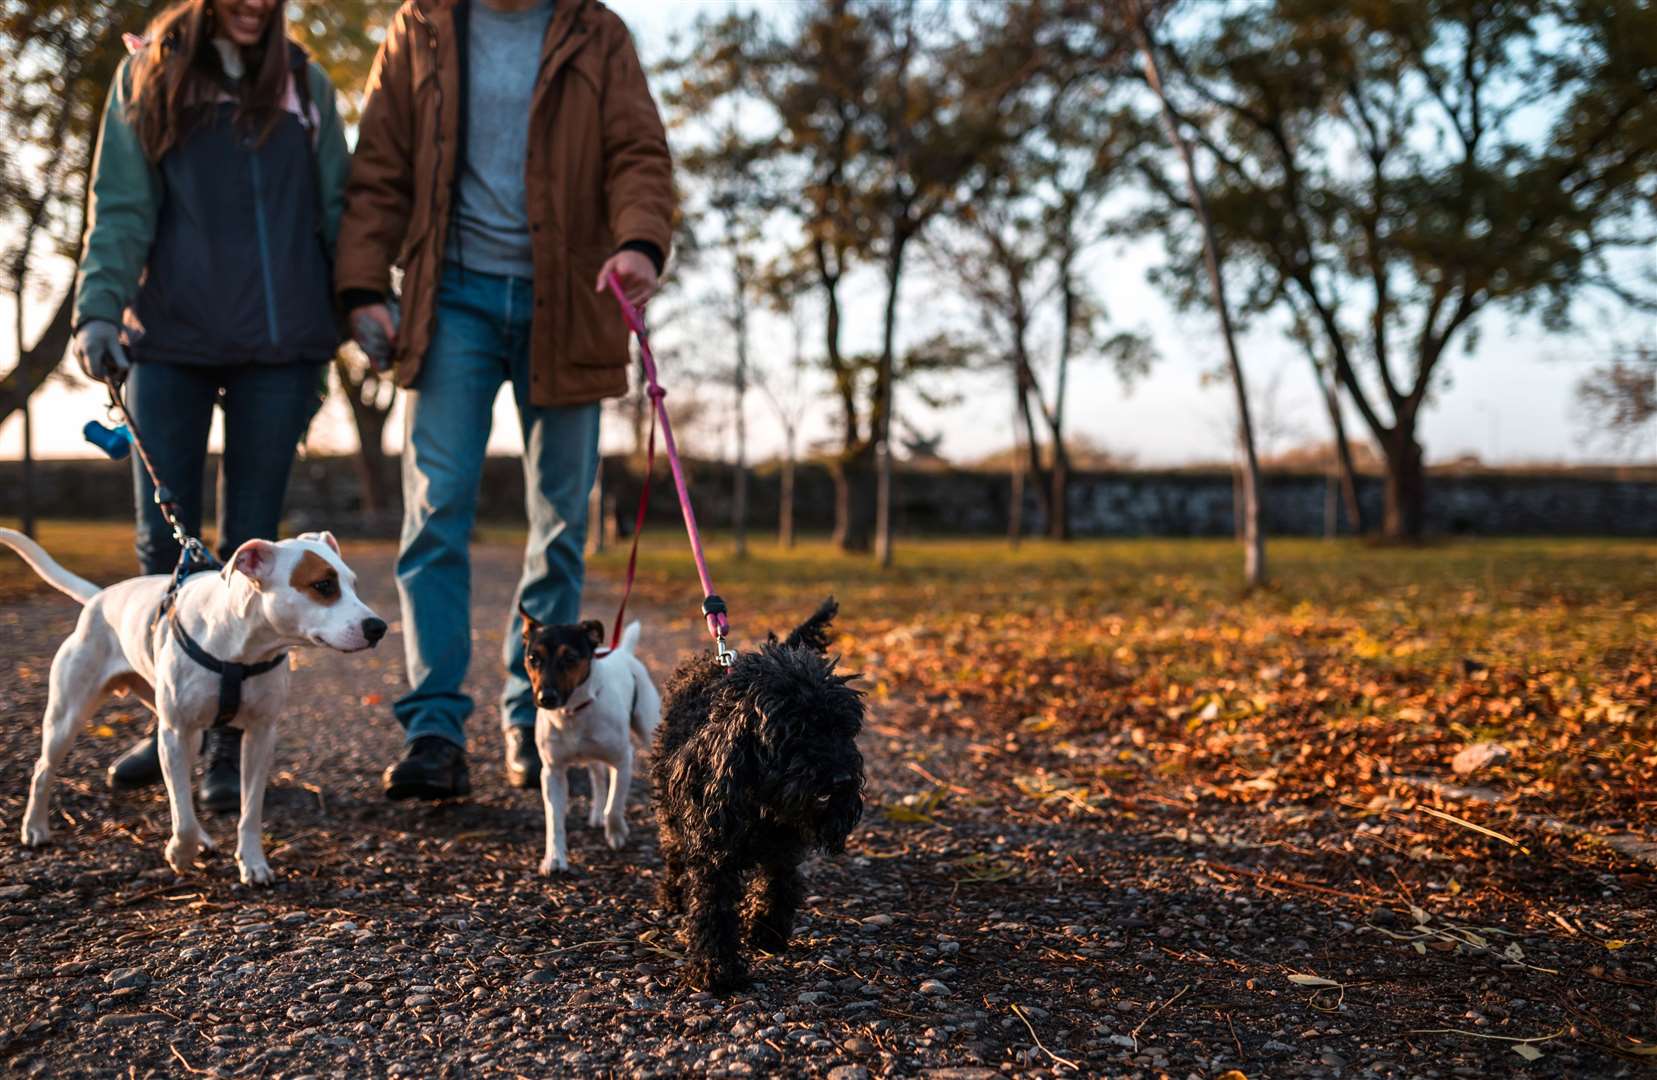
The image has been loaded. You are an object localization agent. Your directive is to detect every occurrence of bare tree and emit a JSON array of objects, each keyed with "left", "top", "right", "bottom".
[
  {"left": 1134, "top": 1, "right": 1657, "bottom": 538},
  {"left": 1127, "top": 0, "right": 1267, "bottom": 586},
  {"left": 331, "top": 347, "right": 396, "bottom": 514},
  {"left": 1574, "top": 345, "right": 1657, "bottom": 461},
  {"left": 756, "top": 292, "right": 816, "bottom": 549}
]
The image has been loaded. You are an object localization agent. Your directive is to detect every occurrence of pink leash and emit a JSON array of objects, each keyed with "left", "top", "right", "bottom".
[{"left": 604, "top": 271, "right": 733, "bottom": 666}]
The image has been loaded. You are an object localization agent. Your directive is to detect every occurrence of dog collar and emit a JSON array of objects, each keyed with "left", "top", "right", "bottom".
[{"left": 169, "top": 612, "right": 287, "bottom": 729}]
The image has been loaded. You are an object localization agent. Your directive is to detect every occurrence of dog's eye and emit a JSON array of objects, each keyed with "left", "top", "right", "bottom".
[
  {"left": 526, "top": 654, "right": 541, "bottom": 668},
  {"left": 312, "top": 578, "right": 337, "bottom": 597}
]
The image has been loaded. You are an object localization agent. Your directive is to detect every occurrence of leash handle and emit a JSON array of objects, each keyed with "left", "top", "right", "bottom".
[{"left": 605, "top": 271, "right": 732, "bottom": 664}]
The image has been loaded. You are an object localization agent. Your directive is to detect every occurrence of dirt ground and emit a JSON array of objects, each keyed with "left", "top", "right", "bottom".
[{"left": 0, "top": 540, "right": 1652, "bottom": 1078}]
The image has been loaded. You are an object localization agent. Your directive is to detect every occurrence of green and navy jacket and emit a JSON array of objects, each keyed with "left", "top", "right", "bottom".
[{"left": 74, "top": 39, "right": 350, "bottom": 367}]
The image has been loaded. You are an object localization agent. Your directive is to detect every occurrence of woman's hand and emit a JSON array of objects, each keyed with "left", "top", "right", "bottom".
[
  {"left": 594, "top": 249, "right": 659, "bottom": 309},
  {"left": 73, "top": 320, "right": 130, "bottom": 382}
]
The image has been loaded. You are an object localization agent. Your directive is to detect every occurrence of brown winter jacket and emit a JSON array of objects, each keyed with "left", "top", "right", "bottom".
[{"left": 335, "top": 0, "right": 675, "bottom": 406}]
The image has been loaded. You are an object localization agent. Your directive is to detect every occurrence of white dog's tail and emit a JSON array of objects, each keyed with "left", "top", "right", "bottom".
[
  {"left": 613, "top": 620, "right": 659, "bottom": 743},
  {"left": 630, "top": 664, "right": 661, "bottom": 745},
  {"left": 0, "top": 528, "right": 99, "bottom": 604}
]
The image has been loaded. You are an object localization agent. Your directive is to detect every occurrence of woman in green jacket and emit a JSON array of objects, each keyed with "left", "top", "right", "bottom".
[{"left": 72, "top": 0, "right": 350, "bottom": 809}]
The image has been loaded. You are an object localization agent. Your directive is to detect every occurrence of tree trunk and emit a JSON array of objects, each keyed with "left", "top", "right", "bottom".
[
  {"left": 831, "top": 443, "right": 875, "bottom": 552},
  {"left": 1008, "top": 454, "right": 1025, "bottom": 549},
  {"left": 1048, "top": 250, "right": 1078, "bottom": 541},
  {"left": 1048, "top": 449, "right": 1070, "bottom": 541},
  {"left": 730, "top": 256, "right": 750, "bottom": 560},
  {"left": 1132, "top": 3, "right": 1266, "bottom": 587},
  {"left": 873, "top": 230, "right": 910, "bottom": 569},
  {"left": 1382, "top": 430, "right": 1425, "bottom": 540},
  {"left": 332, "top": 357, "right": 394, "bottom": 514},
  {"left": 1008, "top": 386, "right": 1027, "bottom": 547},
  {"left": 1015, "top": 378, "right": 1052, "bottom": 531},
  {"left": 779, "top": 436, "right": 796, "bottom": 549},
  {"left": 20, "top": 399, "right": 36, "bottom": 539},
  {"left": 813, "top": 239, "right": 861, "bottom": 552},
  {"left": 0, "top": 285, "right": 74, "bottom": 428},
  {"left": 586, "top": 463, "right": 606, "bottom": 555},
  {"left": 1319, "top": 371, "right": 1364, "bottom": 533},
  {"left": 11, "top": 283, "right": 37, "bottom": 538}
]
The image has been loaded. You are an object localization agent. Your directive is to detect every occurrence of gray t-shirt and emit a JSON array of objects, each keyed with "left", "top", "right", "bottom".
[{"left": 448, "top": 0, "right": 556, "bottom": 280}]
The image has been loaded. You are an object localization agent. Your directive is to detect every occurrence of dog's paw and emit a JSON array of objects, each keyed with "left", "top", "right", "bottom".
[
  {"left": 237, "top": 859, "right": 275, "bottom": 886},
  {"left": 538, "top": 855, "right": 572, "bottom": 876},
  {"left": 690, "top": 960, "right": 751, "bottom": 996},
  {"left": 749, "top": 923, "right": 792, "bottom": 955},
  {"left": 604, "top": 817, "right": 630, "bottom": 850},
  {"left": 19, "top": 821, "right": 50, "bottom": 847},
  {"left": 164, "top": 833, "right": 204, "bottom": 874}
]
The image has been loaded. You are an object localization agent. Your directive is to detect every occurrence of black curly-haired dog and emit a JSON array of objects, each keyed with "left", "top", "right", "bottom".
[{"left": 652, "top": 597, "right": 865, "bottom": 993}]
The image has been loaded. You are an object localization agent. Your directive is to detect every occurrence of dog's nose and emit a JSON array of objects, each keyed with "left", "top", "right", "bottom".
[
  {"left": 362, "top": 617, "right": 388, "bottom": 644},
  {"left": 537, "top": 690, "right": 562, "bottom": 709}
]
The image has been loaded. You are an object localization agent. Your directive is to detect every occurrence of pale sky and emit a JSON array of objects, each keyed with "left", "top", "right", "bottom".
[{"left": 2, "top": 0, "right": 1652, "bottom": 468}]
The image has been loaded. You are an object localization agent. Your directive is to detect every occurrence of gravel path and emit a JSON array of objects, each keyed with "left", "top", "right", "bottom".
[{"left": 0, "top": 543, "right": 1651, "bottom": 1077}]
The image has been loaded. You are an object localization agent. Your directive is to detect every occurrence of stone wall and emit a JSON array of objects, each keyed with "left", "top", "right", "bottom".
[{"left": 3, "top": 455, "right": 1654, "bottom": 537}]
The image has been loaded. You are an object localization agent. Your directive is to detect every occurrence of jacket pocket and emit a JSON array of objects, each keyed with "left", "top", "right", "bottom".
[{"left": 567, "top": 246, "right": 629, "bottom": 368}]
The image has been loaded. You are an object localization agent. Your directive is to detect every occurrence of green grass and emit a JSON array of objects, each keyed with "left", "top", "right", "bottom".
[{"left": 0, "top": 520, "right": 156, "bottom": 602}]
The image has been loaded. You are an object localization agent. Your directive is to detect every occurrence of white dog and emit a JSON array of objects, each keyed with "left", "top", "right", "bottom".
[
  {"left": 1, "top": 529, "right": 384, "bottom": 885},
  {"left": 517, "top": 614, "right": 660, "bottom": 874}
]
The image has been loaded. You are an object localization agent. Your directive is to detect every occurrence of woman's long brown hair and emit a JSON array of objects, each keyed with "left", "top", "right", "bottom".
[{"left": 126, "top": 0, "right": 292, "bottom": 162}]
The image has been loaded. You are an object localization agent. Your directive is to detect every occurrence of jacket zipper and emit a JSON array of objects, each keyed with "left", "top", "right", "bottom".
[{"left": 248, "top": 149, "right": 281, "bottom": 347}]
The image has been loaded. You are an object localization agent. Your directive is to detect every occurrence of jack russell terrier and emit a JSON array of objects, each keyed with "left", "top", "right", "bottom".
[
  {"left": 517, "top": 613, "right": 660, "bottom": 874},
  {"left": 0, "top": 528, "right": 384, "bottom": 886}
]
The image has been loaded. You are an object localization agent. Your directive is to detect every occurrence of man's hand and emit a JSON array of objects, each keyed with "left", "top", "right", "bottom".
[
  {"left": 595, "top": 249, "right": 659, "bottom": 309},
  {"left": 350, "top": 301, "right": 399, "bottom": 371},
  {"left": 73, "top": 320, "right": 130, "bottom": 382}
]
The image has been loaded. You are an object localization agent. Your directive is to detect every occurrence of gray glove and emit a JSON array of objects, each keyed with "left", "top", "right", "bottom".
[
  {"left": 350, "top": 297, "right": 401, "bottom": 372},
  {"left": 74, "top": 320, "right": 130, "bottom": 382}
]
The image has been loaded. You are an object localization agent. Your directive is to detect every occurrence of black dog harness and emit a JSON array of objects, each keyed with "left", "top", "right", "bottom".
[{"left": 169, "top": 612, "right": 288, "bottom": 730}]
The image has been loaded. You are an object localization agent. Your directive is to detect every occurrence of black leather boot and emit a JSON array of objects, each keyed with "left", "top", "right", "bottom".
[
  {"left": 383, "top": 736, "right": 471, "bottom": 801},
  {"left": 107, "top": 732, "right": 163, "bottom": 790},
  {"left": 503, "top": 726, "right": 540, "bottom": 789},
  {"left": 199, "top": 727, "right": 243, "bottom": 813}
]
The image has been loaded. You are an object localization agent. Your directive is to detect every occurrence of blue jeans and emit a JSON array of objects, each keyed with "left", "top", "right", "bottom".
[
  {"left": 126, "top": 361, "right": 324, "bottom": 575},
  {"left": 395, "top": 264, "right": 601, "bottom": 750}
]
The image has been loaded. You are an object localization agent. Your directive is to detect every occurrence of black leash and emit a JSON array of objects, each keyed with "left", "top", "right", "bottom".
[
  {"left": 103, "top": 377, "right": 221, "bottom": 622},
  {"left": 103, "top": 376, "right": 285, "bottom": 727}
]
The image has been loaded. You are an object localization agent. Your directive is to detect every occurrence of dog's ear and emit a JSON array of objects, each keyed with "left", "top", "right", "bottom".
[
  {"left": 782, "top": 596, "right": 839, "bottom": 653},
  {"left": 298, "top": 530, "right": 341, "bottom": 555},
  {"left": 518, "top": 603, "right": 540, "bottom": 636},
  {"left": 581, "top": 619, "right": 605, "bottom": 649},
  {"left": 223, "top": 539, "right": 278, "bottom": 590}
]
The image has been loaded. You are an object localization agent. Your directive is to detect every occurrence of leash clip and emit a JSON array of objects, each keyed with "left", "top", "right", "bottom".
[{"left": 715, "top": 634, "right": 734, "bottom": 667}]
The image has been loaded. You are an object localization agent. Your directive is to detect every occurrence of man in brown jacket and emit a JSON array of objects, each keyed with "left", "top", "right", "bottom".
[{"left": 336, "top": 0, "right": 674, "bottom": 800}]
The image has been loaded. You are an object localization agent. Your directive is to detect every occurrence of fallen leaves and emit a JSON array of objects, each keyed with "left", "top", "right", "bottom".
[
  {"left": 883, "top": 786, "right": 948, "bottom": 826},
  {"left": 1368, "top": 906, "right": 1560, "bottom": 975}
]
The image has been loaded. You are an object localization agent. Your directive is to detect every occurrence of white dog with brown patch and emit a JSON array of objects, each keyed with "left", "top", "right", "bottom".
[{"left": 0, "top": 528, "right": 384, "bottom": 885}]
